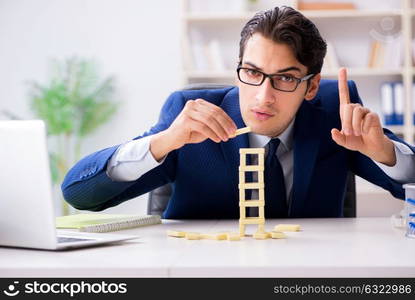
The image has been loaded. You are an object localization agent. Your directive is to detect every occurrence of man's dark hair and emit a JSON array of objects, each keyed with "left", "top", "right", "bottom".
[{"left": 239, "top": 6, "right": 327, "bottom": 75}]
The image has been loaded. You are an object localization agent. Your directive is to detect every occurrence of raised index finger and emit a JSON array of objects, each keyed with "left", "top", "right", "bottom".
[{"left": 338, "top": 67, "right": 350, "bottom": 105}]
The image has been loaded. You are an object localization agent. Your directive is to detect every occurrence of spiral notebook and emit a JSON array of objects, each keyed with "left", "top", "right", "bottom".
[{"left": 56, "top": 214, "right": 161, "bottom": 233}]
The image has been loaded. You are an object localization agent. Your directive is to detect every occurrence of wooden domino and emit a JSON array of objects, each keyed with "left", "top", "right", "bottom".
[
  {"left": 184, "top": 232, "right": 201, "bottom": 240},
  {"left": 270, "top": 231, "right": 287, "bottom": 239},
  {"left": 166, "top": 230, "right": 186, "bottom": 238},
  {"left": 168, "top": 230, "right": 238, "bottom": 241},
  {"left": 229, "top": 126, "right": 251, "bottom": 138},
  {"left": 167, "top": 229, "right": 288, "bottom": 241},
  {"left": 200, "top": 233, "right": 227, "bottom": 240},
  {"left": 253, "top": 231, "right": 271, "bottom": 239},
  {"left": 226, "top": 232, "right": 242, "bottom": 241},
  {"left": 274, "top": 224, "right": 301, "bottom": 232}
]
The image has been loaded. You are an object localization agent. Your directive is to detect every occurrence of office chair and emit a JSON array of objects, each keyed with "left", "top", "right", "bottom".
[{"left": 147, "top": 83, "right": 357, "bottom": 218}]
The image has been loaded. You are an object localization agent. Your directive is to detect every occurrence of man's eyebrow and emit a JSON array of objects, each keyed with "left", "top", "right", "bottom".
[
  {"left": 243, "top": 61, "right": 263, "bottom": 70},
  {"left": 242, "top": 61, "right": 302, "bottom": 74},
  {"left": 277, "top": 66, "right": 302, "bottom": 73}
]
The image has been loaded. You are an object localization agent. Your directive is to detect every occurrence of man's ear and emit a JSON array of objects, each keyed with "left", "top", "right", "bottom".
[{"left": 304, "top": 73, "right": 321, "bottom": 101}]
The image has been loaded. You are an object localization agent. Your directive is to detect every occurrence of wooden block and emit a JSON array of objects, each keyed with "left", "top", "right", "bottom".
[
  {"left": 274, "top": 224, "right": 301, "bottom": 232},
  {"left": 271, "top": 231, "right": 287, "bottom": 239},
  {"left": 239, "top": 148, "right": 265, "bottom": 154},
  {"left": 239, "top": 188, "right": 245, "bottom": 200},
  {"left": 239, "top": 226, "right": 245, "bottom": 237},
  {"left": 238, "top": 182, "right": 264, "bottom": 189},
  {"left": 167, "top": 230, "right": 186, "bottom": 238},
  {"left": 239, "top": 172, "right": 245, "bottom": 184},
  {"left": 239, "top": 206, "right": 246, "bottom": 218},
  {"left": 239, "top": 165, "right": 264, "bottom": 172},
  {"left": 200, "top": 233, "right": 227, "bottom": 240},
  {"left": 253, "top": 231, "right": 271, "bottom": 239},
  {"left": 258, "top": 154, "right": 264, "bottom": 166},
  {"left": 258, "top": 207, "right": 265, "bottom": 219},
  {"left": 239, "top": 155, "right": 246, "bottom": 167},
  {"left": 240, "top": 217, "right": 265, "bottom": 225},
  {"left": 226, "top": 232, "right": 241, "bottom": 241},
  {"left": 258, "top": 188, "right": 265, "bottom": 201},
  {"left": 230, "top": 126, "right": 251, "bottom": 138},
  {"left": 258, "top": 172, "right": 264, "bottom": 183},
  {"left": 239, "top": 200, "right": 264, "bottom": 207},
  {"left": 184, "top": 232, "right": 201, "bottom": 240}
]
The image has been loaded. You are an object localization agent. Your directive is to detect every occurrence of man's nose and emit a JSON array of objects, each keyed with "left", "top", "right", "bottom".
[{"left": 255, "top": 77, "right": 276, "bottom": 105}]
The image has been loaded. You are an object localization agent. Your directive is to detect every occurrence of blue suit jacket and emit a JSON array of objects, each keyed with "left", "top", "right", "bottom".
[{"left": 61, "top": 80, "right": 413, "bottom": 218}]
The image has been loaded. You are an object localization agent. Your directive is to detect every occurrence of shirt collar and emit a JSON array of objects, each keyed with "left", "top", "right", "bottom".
[{"left": 248, "top": 118, "right": 295, "bottom": 152}]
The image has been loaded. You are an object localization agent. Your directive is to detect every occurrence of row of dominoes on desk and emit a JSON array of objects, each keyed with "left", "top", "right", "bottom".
[{"left": 167, "top": 224, "right": 300, "bottom": 241}]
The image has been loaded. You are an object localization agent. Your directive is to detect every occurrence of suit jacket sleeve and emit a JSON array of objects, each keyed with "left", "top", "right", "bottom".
[
  {"left": 347, "top": 81, "right": 415, "bottom": 199},
  {"left": 61, "top": 91, "right": 187, "bottom": 211}
]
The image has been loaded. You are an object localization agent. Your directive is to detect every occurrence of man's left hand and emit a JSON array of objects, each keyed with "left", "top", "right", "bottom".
[{"left": 331, "top": 68, "right": 396, "bottom": 166}]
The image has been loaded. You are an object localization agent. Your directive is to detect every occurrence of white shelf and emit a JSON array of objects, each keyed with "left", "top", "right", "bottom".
[
  {"left": 185, "top": 68, "right": 403, "bottom": 79},
  {"left": 185, "top": 13, "right": 251, "bottom": 22},
  {"left": 185, "top": 9, "right": 402, "bottom": 22},
  {"left": 185, "top": 70, "right": 235, "bottom": 78},
  {"left": 302, "top": 9, "right": 402, "bottom": 19},
  {"left": 322, "top": 68, "right": 403, "bottom": 77}
]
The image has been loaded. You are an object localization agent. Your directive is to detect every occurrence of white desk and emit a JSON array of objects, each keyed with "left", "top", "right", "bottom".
[{"left": 1, "top": 218, "right": 414, "bottom": 278}]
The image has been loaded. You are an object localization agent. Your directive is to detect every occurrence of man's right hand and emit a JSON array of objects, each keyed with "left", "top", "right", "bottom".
[{"left": 150, "top": 98, "right": 237, "bottom": 162}]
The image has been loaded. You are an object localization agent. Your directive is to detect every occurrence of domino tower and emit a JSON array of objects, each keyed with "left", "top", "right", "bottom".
[{"left": 238, "top": 148, "right": 270, "bottom": 239}]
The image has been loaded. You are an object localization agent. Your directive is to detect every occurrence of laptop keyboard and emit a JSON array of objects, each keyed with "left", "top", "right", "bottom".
[{"left": 57, "top": 236, "right": 96, "bottom": 243}]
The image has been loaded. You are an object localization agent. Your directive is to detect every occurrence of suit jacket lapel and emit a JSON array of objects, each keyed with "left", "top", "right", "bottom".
[
  {"left": 291, "top": 100, "right": 325, "bottom": 217},
  {"left": 220, "top": 87, "right": 249, "bottom": 187}
]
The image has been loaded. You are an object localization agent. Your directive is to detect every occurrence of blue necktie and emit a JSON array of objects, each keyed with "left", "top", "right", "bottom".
[{"left": 264, "top": 138, "right": 288, "bottom": 218}]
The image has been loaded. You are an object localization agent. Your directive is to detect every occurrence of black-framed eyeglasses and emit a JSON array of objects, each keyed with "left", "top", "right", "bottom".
[{"left": 237, "top": 67, "right": 315, "bottom": 92}]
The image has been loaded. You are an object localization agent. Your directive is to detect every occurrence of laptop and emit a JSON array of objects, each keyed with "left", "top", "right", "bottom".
[{"left": 0, "top": 120, "right": 138, "bottom": 250}]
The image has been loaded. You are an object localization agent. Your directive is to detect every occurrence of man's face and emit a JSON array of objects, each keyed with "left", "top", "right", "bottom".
[{"left": 237, "top": 33, "right": 320, "bottom": 137}]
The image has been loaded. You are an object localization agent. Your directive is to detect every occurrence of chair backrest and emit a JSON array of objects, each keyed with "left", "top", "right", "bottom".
[
  {"left": 147, "top": 174, "right": 356, "bottom": 217},
  {"left": 343, "top": 171, "right": 356, "bottom": 217},
  {"left": 147, "top": 83, "right": 357, "bottom": 217}
]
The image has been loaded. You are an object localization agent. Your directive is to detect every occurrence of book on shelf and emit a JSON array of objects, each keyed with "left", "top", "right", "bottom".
[
  {"left": 189, "top": 28, "right": 209, "bottom": 71},
  {"left": 368, "top": 40, "right": 382, "bottom": 68},
  {"left": 411, "top": 39, "right": 415, "bottom": 65},
  {"left": 380, "top": 81, "right": 407, "bottom": 126},
  {"left": 382, "top": 35, "right": 402, "bottom": 69},
  {"left": 368, "top": 37, "right": 402, "bottom": 69},
  {"left": 189, "top": 28, "right": 226, "bottom": 72},
  {"left": 394, "top": 82, "right": 404, "bottom": 125},
  {"left": 206, "top": 39, "right": 226, "bottom": 71},
  {"left": 298, "top": 1, "right": 356, "bottom": 10}
]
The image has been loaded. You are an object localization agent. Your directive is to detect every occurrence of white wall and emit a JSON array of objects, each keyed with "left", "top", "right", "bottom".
[
  {"left": 0, "top": 0, "right": 406, "bottom": 218},
  {"left": 0, "top": 0, "right": 183, "bottom": 215}
]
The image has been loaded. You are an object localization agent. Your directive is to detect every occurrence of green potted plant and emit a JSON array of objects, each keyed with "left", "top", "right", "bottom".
[{"left": 28, "top": 57, "right": 119, "bottom": 215}]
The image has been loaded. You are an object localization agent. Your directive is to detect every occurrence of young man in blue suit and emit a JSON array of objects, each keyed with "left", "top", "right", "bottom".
[{"left": 62, "top": 7, "right": 415, "bottom": 218}]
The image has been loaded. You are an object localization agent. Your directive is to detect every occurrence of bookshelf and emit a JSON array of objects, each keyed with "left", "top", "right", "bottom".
[{"left": 181, "top": 0, "right": 415, "bottom": 145}]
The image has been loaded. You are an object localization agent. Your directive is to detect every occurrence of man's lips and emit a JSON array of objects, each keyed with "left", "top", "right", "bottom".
[{"left": 251, "top": 109, "right": 274, "bottom": 121}]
